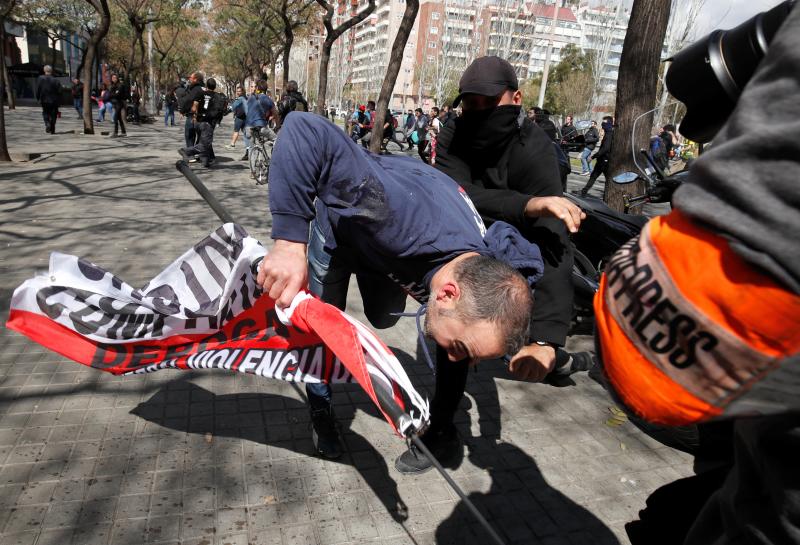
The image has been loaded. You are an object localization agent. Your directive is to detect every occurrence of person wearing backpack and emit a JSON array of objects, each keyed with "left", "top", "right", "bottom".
[
  {"left": 276, "top": 80, "right": 308, "bottom": 127},
  {"left": 178, "top": 77, "right": 223, "bottom": 168},
  {"left": 349, "top": 105, "right": 370, "bottom": 142},
  {"left": 226, "top": 84, "right": 250, "bottom": 151},
  {"left": 653, "top": 123, "right": 677, "bottom": 172}
]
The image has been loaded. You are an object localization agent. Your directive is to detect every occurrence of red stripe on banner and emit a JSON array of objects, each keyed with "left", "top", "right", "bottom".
[{"left": 6, "top": 296, "right": 321, "bottom": 375}]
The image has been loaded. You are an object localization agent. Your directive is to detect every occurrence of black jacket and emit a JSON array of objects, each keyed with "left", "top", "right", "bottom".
[
  {"left": 584, "top": 126, "right": 599, "bottom": 150},
  {"left": 435, "top": 109, "right": 574, "bottom": 346},
  {"left": 36, "top": 76, "right": 62, "bottom": 105},
  {"left": 593, "top": 127, "right": 613, "bottom": 160},
  {"left": 561, "top": 123, "right": 577, "bottom": 142},
  {"left": 109, "top": 82, "right": 129, "bottom": 105}
]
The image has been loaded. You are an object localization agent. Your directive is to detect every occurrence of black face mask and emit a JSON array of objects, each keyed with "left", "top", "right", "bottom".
[{"left": 454, "top": 104, "right": 522, "bottom": 159}]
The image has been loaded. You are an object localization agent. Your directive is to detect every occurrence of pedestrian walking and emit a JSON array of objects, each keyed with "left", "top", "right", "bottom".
[
  {"left": 130, "top": 85, "right": 142, "bottom": 124},
  {"left": 36, "top": 65, "right": 62, "bottom": 134},
  {"left": 71, "top": 77, "right": 84, "bottom": 118},
  {"left": 179, "top": 72, "right": 204, "bottom": 149},
  {"left": 164, "top": 87, "right": 178, "bottom": 126},
  {"left": 413, "top": 108, "right": 430, "bottom": 163},
  {"left": 580, "top": 120, "right": 599, "bottom": 175},
  {"left": 226, "top": 85, "right": 250, "bottom": 151},
  {"left": 576, "top": 116, "right": 614, "bottom": 196},
  {"left": 109, "top": 74, "right": 129, "bottom": 138}
]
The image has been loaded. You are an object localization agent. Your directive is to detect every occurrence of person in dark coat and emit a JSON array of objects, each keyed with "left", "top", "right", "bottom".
[
  {"left": 560, "top": 115, "right": 577, "bottom": 142},
  {"left": 532, "top": 106, "right": 559, "bottom": 141},
  {"left": 394, "top": 56, "right": 588, "bottom": 474},
  {"left": 108, "top": 74, "right": 129, "bottom": 138},
  {"left": 576, "top": 116, "right": 614, "bottom": 196},
  {"left": 36, "top": 65, "right": 62, "bottom": 134}
]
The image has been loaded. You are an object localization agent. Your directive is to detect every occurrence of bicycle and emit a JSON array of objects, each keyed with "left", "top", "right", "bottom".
[{"left": 248, "top": 126, "right": 275, "bottom": 185}]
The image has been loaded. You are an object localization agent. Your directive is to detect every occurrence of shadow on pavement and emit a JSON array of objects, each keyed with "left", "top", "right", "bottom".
[
  {"left": 130, "top": 376, "right": 410, "bottom": 524},
  {"left": 435, "top": 440, "right": 620, "bottom": 545}
]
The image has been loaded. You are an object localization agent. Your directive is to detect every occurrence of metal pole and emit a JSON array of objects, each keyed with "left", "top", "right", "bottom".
[
  {"left": 411, "top": 436, "right": 507, "bottom": 545},
  {"left": 537, "top": 0, "right": 561, "bottom": 108}
]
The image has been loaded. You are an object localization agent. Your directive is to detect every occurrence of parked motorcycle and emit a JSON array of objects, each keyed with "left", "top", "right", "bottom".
[{"left": 567, "top": 147, "right": 688, "bottom": 329}]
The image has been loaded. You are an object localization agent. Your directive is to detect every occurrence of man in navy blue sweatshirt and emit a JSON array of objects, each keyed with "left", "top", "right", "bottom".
[{"left": 257, "top": 112, "right": 548, "bottom": 459}]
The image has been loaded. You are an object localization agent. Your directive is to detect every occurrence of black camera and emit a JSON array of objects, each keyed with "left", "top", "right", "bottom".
[{"left": 665, "top": 0, "right": 795, "bottom": 142}]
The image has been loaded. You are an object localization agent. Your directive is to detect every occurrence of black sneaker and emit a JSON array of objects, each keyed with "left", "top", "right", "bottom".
[
  {"left": 545, "top": 351, "right": 596, "bottom": 386},
  {"left": 178, "top": 148, "right": 190, "bottom": 161},
  {"left": 394, "top": 425, "right": 461, "bottom": 475},
  {"left": 240, "top": 151, "right": 249, "bottom": 161},
  {"left": 110, "top": 134, "right": 118, "bottom": 138},
  {"left": 309, "top": 406, "right": 342, "bottom": 459}
]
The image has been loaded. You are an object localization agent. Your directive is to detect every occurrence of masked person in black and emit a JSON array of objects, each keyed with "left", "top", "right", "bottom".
[
  {"left": 575, "top": 116, "right": 614, "bottom": 197},
  {"left": 394, "top": 56, "right": 588, "bottom": 474}
]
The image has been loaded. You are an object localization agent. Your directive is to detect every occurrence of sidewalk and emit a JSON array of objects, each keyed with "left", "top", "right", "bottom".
[{"left": 0, "top": 107, "right": 693, "bottom": 545}]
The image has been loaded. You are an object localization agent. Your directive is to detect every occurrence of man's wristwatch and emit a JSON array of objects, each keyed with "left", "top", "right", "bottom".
[{"left": 535, "top": 341, "right": 556, "bottom": 348}]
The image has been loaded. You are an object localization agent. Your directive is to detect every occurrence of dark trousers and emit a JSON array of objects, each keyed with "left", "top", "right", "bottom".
[
  {"left": 430, "top": 346, "right": 470, "bottom": 432},
  {"left": 186, "top": 121, "right": 216, "bottom": 164},
  {"left": 41, "top": 104, "right": 58, "bottom": 133},
  {"left": 184, "top": 117, "right": 197, "bottom": 148},
  {"left": 417, "top": 140, "right": 429, "bottom": 164},
  {"left": 580, "top": 156, "right": 609, "bottom": 195},
  {"left": 113, "top": 104, "right": 126, "bottom": 135}
]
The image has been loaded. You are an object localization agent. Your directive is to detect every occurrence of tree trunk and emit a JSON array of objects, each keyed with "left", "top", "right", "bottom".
[
  {"left": 605, "top": 0, "right": 671, "bottom": 212},
  {"left": 316, "top": 41, "right": 332, "bottom": 115},
  {"left": 369, "top": 0, "right": 419, "bottom": 153},
  {"left": 82, "top": 0, "right": 111, "bottom": 135},
  {"left": 1, "top": 19, "right": 14, "bottom": 110},
  {"left": 281, "top": 32, "right": 292, "bottom": 91},
  {"left": 0, "top": 13, "right": 12, "bottom": 161}
]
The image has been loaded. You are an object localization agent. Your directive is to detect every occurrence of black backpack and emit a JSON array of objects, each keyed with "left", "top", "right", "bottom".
[
  {"left": 176, "top": 86, "right": 191, "bottom": 114},
  {"left": 278, "top": 92, "right": 308, "bottom": 120},
  {"left": 203, "top": 92, "right": 228, "bottom": 123}
]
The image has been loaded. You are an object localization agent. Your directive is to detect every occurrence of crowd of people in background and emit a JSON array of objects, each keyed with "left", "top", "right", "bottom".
[{"left": 36, "top": 65, "right": 681, "bottom": 186}]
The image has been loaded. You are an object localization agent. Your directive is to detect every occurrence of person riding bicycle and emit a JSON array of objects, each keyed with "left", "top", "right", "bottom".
[{"left": 243, "top": 79, "right": 278, "bottom": 162}]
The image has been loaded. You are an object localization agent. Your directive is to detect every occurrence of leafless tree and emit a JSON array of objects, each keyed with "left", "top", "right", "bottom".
[
  {"left": 314, "top": 0, "right": 376, "bottom": 114},
  {"left": 369, "top": 0, "right": 419, "bottom": 153},
  {"left": 0, "top": 0, "right": 17, "bottom": 161},
  {"left": 606, "top": 0, "right": 671, "bottom": 212}
]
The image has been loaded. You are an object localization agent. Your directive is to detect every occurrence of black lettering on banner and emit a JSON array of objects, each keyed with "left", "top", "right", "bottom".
[
  {"left": 127, "top": 344, "right": 164, "bottom": 369},
  {"left": 194, "top": 236, "right": 234, "bottom": 292},
  {"left": 264, "top": 309, "right": 290, "bottom": 338},
  {"left": 231, "top": 318, "right": 257, "bottom": 341},
  {"left": 35, "top": 286, "right": 70, "bottom": 320},
  {"left": 90, "top": 343, "right": 129, "bottom": 369},
  {"left": 180, "top": 261, "right": 213, "bottom": 311},
  {"left": 163, "top": 342, "right": 195, "bottom": 364}
]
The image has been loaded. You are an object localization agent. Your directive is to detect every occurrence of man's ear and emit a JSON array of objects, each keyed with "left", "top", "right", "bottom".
[
  {"left": 434, "top": 280, "right": 461, "bottom": 309},
  {"left": 512, "top": 90, "right": 522, "bottom": 105}
]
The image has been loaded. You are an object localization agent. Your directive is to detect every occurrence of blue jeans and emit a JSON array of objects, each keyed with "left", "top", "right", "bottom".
[
  {"left": 580, "top": 147, "right": 593, "bottom": 173},
  {"left": 73, "top": 98, "right": 82, "bottom": 117},
  {"left": 304, "top": 221, "right": 407, "bottom": 408},
  {"left": 184, "top": 117, "right": 197, "bottom": 148},
  {"left": 164, "top": 105, "right": 175, "bottom": 126}
]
